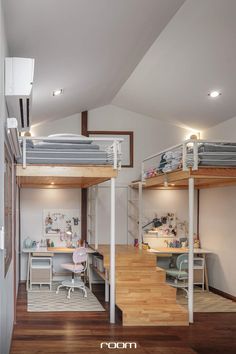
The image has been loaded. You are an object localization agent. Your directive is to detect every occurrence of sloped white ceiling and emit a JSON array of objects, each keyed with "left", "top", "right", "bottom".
[
  {"left": 3, "top": 0, "right": 184, "bottom": 125},
  {"left": 113, "top": 0, "right": 236, "bottom": 130}
]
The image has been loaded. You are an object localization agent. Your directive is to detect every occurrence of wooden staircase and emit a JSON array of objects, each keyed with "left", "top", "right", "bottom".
[{"left": 97, "top": 245, "right": 188, "bottom": 326}]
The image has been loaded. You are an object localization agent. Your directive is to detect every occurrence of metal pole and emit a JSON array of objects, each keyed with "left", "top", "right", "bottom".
[
  {"left": 138, "top": 182, "right": 143, "bottom": 249},
  {"left": 105, "top": 269, "right": 109, "bottom": 302},
  {"left": 110, "top": 177, "right": 116, "bottom": 323},
  {"left": 94, "top": 186, "right": 98, "bottom": 250},
  {"left": 188, "top": 177, "right": 194, "bottom": 323}
]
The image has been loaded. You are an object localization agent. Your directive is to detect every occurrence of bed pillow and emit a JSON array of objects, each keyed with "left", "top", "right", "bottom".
[{"left": 43, "top": 133, "right": 93, "bottom": 144}]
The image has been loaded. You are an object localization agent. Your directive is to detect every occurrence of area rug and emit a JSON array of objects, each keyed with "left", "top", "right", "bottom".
[
  {"left": 27, "top": 282, "right": 105, "bottom": 312},
  {"left": 177, "top": 289, "right": 236, "bottom": 312}
]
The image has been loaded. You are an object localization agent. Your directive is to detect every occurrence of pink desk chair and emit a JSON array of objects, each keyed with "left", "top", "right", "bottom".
[{"left": 56, "top": 247, "right": 87, "bottom": 299}]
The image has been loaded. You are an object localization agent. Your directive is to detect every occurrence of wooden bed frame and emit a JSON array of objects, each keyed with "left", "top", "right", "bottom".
[
  {"left": 16, "top": 164, "right": 118, "bottom": 188},
  {"left": 135, "top": 167, "right": 236, "bottom": 189}
]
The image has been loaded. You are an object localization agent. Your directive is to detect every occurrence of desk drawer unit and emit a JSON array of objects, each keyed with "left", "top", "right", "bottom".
[{"left": 30, "top": 257, "right": 52, "bottom": 290}]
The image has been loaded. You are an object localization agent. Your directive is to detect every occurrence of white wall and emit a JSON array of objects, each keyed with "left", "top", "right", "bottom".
[
  {"left": 142, "top": 189, "right": 197, "bottom": 248},
  {"left": 30, "top": 105, "right": 192, "bottom": 248},
  {"left": 88, "top": 105, "right": 190, "bottom": 184},
  {"left": 200, "top": 116, "right": 236, "bottom": 296},
  {"left": 199, "top": 187, "right": 236, "bottom": 296},
  {"left": 0, "top": 2, "right": 14, "bottom": 353},
  {"left": 202, "top": 115, "right": 236, "bottom": 141},
  {"left": 31, "top": 113, "right": 81, "bottom": 137},
  {"left": 20, "top": 189, "right": 81, "bottom": 280}
]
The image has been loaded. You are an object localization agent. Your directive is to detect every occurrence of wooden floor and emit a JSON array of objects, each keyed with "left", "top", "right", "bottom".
[{"left": 10, "top": 284, "right": 236, "bottom": 354}]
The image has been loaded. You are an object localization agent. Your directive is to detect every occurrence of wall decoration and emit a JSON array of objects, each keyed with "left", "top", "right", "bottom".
[
  {"left": 87, "top": 130, "right": 134, "bottom": 167},
  {"left": 143, "top": 212, "right": 177, "bottom": 237},
  {"left": 143, "top": 212, "right": 188, "bottom": 239},
  {"left": 43, "top": 209, "right": 80, "bottom": 242}
]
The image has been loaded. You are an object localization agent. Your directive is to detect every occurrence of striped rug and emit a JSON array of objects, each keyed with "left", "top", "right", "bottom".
[
  {"left": 27, "top": 282, "right": 105, "bottom": 312},
  {"left": 177, "top": 289, "right": 236, "bottom": 312}
]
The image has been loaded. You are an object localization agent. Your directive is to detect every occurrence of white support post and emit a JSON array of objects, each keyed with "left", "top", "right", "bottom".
[
  {"left": 105, "top": 269, "right": 109, "bottom": 302},
  {"left": 113, "top": 140, "right": 118, "bottom": 169},
  {"left": 188, "top": 177, "right": 194, "bottom": 324},
  {"left": 94, "top": 186, "right": 98, "bottom": 250},
  {"left": 23, "top": 137, "right": 26, "bottom": 169},
  {"left": 110, "top": 177, "right": 116, "bottom": 323},
  {"left": 138, "top": 181, "right": 143, "bottom": 249},
  {"left": 87, "top": 188, "right": 91, "bottom": 245},
  {"left": 182, "top": 141, "right": 188, "bottom": 171},
  {"left": 193, "top": 140, "right": 198, "bottom": 170},
  {"left": 141, "top": 162, "right": 145, "bottom": 182}
]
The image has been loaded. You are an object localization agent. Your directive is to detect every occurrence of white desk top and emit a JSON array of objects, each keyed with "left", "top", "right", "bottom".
[
  {"left": 148, "top": 247, "right": 211, "bottom": 254},
  {"left": 22, "top": 246, "right": 95, "bottom": 254}
]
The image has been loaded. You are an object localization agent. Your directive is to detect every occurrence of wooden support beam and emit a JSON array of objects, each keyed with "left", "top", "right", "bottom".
[
  {"left": 81, "top": 111, "right": 88, "bottom": 137},
  {"left": 81, "top": 111, "right": 88, "bottom": 242},
  {"left": 190, "top": 167, "right": 236, "bottom": 179}
]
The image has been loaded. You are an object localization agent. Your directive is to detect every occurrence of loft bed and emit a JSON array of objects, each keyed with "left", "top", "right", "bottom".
[
  {"left": 141, "top": 139, "right": 236, "bottom": 189},
  {"left": 16, "top": 134, "right": 122, "bottom": 188},
  {"left": 10, "top": 130, "right": 122, "bottom": 325},
  {"left": 137, "top": 139, "right": 236, "bottom": 325}
]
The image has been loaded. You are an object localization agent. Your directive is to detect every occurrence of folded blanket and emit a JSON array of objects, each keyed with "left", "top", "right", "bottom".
[{"left": 33, "top": 142, "right": 100, "bottom": 150}]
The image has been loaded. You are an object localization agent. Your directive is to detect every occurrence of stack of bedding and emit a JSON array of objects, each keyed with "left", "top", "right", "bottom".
[
  {"left": 197, "top": 143, "right": 236, "bottom": 166},
  {"left": 18, "top": 134, "right": 113, "bottom": 165}
]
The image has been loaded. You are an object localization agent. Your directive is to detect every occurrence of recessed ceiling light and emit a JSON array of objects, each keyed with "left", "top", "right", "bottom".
[
  {"left": 208, "top": 90, "right": 221, "bottom": 98},
  {"left": 53, "top": 89, "right": 63, "bottom": 96}
]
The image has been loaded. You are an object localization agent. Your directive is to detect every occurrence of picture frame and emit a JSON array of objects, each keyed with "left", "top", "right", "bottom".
[{"left": 87, "top": 130, "right": 134, "bottom": 168}]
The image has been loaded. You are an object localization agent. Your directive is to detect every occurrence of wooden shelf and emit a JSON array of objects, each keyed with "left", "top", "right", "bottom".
[{"left": 90, "top": 264, "right": 107, "bottom": 281}]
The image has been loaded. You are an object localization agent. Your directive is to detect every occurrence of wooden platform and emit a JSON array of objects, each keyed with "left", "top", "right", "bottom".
[
  {"left": 16, "top": 165, "right": 117, "bottom": 188},
  {"left": 132, "top": 167, "right": 236, "bottom": 190},
  {"left": 94, "top": 245, "right": 188, "bottom": 326}
]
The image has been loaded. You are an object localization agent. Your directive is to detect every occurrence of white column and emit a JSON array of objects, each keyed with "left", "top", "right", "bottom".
[
  {"left": 94, "top": 186, "right": 98, "bottom": 250},
  {"left": 105, "top": 269, "right": 109, "bottom": 302},
  {"left": 188, "top": 177, "right": 194, "bottom": 323},
  {"left": 110, "top": 177, "right": 116, "bottom": 323},
  {"left": 138, "top": 182, "right": 143, "bottom": 249}
]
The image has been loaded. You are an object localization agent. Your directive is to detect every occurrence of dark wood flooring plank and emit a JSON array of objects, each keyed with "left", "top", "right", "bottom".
[{"left": 10, "top": 284, "right": 236, "bottom": 354}]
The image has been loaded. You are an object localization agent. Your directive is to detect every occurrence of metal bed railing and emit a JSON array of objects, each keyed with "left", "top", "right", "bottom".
[
  {"left": 19, "top": 136, "right": 123, "bottom": 170},
  {"left": 142, "top": 139, "right": 236, "bottom": 181}
]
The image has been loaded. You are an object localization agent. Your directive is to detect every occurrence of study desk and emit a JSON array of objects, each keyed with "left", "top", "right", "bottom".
[
  {"left": 148, "top": 247, "right": 211, "bottom": 290},
  {"left": 22, "top": 247, "right": 95, "bottom": 291}
]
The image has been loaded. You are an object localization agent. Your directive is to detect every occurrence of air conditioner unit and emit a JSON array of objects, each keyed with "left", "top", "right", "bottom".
[{"left": 5, "top": 57, "right": 35, "bottom": 132}]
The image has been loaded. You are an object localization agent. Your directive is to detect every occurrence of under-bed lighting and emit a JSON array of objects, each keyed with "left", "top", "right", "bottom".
[
  {"left": 51, "top": 182, "right": 55, "bottom": 185},
  {"left": 53, "top": 89, "right": 63, "bottom": 96},
  {"left": 170, "top": 183, "right": 175, "bottom": 186},
  {"left": 164, "top": 175, "right": 168, "bottom": 187},
  {"left": 208, "top": 90, "right": 221, "bottom": 98}
]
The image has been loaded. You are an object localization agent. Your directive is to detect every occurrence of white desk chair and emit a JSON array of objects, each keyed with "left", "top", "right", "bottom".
[{"left": 56, "top": 247, "right": 87, "bottom": 299}]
